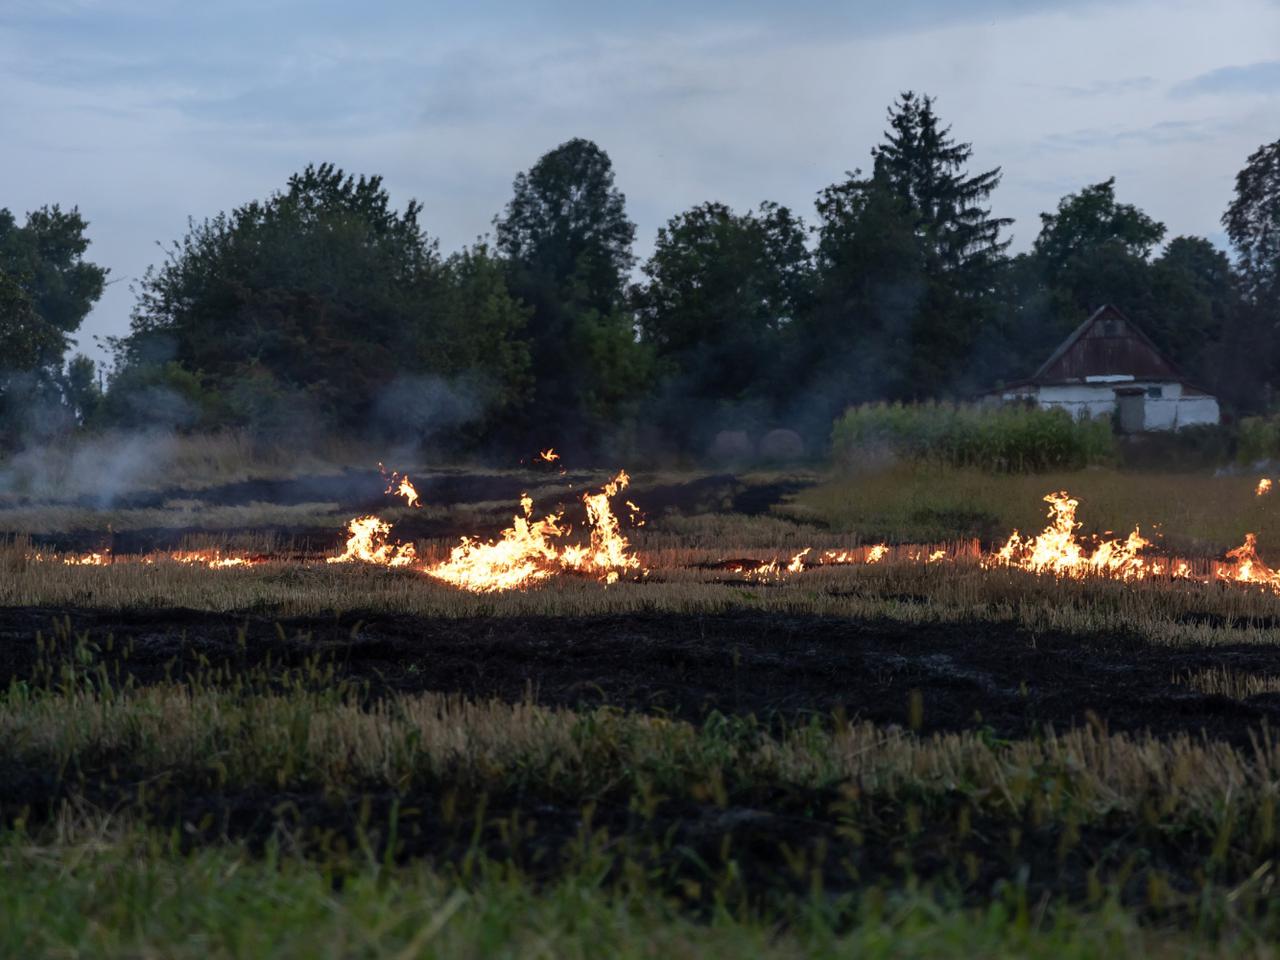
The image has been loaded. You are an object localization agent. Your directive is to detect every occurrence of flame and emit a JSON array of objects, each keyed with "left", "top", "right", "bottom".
[
  {"left": 865, "top": 544, "right": 889, "bottom": 564},
  {"left": 327, "top": 516, "right": 418, "bottom": 567},
  {"left": 987, "top": 492, "right": 1151, "bottom": 579},
  {"left": 1217, "top": 533, "right": 1280, "bottom": 590},
  {"left": 390, "top": 476, "right": 421, "bottom": 508},
  {"left": 425, "top": 497, "right": 566, "bottom": 592},
  {"left": 380, "top": 465, "right": 422, "bottom": 508},
  {"left": 539, "top": 448, "right": 560, "bottom": 463},
  {"left": 787, "top": 548, "right": 812, "bottom": 573},
  {"left": 426, "top": 471, "right": 643, "bottom": 592},
  {"left": 1259, "top": 478, "right": 1273, "bottom": 496},
  {"left": 168, "top": 549, "right": 259, "bottom": 569},
  {"left": 63, "top": 551, "right": 110, "bottom": 566}
]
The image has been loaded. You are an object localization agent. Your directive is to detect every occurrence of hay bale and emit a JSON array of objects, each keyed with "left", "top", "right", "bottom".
[
  {"left": 758, "top": 428, "right": 805, "bottom": 461},
  {"left": 708, "top": 430, "right": 754, "bottom": 463}
]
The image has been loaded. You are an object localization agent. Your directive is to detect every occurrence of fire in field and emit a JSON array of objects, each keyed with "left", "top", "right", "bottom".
[
  {"left": 24, "top": 462, "right": 1280, "bottom": 596},
  {"left": 9, "top": 439, "right": 1280, "bottom": 953}
]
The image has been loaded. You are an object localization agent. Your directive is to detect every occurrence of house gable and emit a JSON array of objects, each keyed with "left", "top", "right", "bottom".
[{"left": 1033, "top": 305, "right": 1181, "bottom": 384}]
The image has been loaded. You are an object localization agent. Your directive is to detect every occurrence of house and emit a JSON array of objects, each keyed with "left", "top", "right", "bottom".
[{"left": 988, "top": 305, "right": 1220, "bottom": 432}]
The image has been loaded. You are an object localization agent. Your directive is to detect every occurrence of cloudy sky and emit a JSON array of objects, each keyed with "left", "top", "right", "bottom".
[{"left": 2, "top": 0, "right": 1277, "bottom": 367}]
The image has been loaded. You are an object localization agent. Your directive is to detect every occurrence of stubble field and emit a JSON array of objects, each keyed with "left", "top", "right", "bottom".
[{"left": 5, "top": 438, "right": 1280, "bottom": 957}]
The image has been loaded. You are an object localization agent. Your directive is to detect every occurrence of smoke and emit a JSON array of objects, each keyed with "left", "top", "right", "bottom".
[
  {"left": 0, "top": 430, "right": 180, "bottom": 505},
  {"left": 371, "top": 374, "right": 487, "bottom": 450}
]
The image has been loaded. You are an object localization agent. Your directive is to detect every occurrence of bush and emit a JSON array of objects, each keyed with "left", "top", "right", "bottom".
[
  {"left": 831, "top": 401, "right": 1115, "bottom": 473},
  {"left": 1237, "top": 415, "right": 1280, "bottom": 465}
]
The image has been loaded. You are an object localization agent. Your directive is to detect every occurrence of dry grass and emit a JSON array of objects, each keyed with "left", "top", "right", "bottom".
[
  {"left": 6, "top": 537, "right": 1280, "bottom": 649},
  {"left": 1175, "top": 667, "right": 1280, "bottom": 700},
  {"left": 790, "top": 464, "right": 1275, "bottom": 552},
  {"left": 7, "top": 682, "right": 1280, "bottom": 827}
]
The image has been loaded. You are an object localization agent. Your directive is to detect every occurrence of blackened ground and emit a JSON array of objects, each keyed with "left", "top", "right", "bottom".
[
  {"left": 2, "top": 605, "right": 1278, "bottom": 745},
  {"left": 13, "top": 472, "right": 814, "bottom": 554}
]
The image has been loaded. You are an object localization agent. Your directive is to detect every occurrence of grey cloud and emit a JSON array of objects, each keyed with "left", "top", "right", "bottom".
[
  {"left": 1022, "top": 76, "right": 1157, "bottom": 98},
  {"left": 1037, "top": 118, "right": 1218, "bottom": 153},
  {"left": 1172, "top": 60, "right": 1280, "bottom": 98}
]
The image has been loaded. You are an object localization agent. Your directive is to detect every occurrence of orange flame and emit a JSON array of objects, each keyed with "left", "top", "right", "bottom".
[
  {"left": 380, "top": 465, "right": 422, "bottom": 508},
  {"left": 987, "top": 492, "right": 1151, "bottom": 580},
  {"left": 426, "top": 471, "right": 644, "bottom": 591},
  {"left": 1258, "top": 478, "right": 1273, "bottom": 496},
  {"left": 327, "top": 516, "right": 418, "bottom": 567},
  {"left": 539, "top": 448, "right": 560, "bottom": 462},
  {"left": 561, "top": 471, "right": 643, "bottom": 584},
  {"left": 1217, "top": 533, "right": 1280, "bottom": 590},
  {"left": 169, "top": 549, "right": 259, "bottom": 569}
]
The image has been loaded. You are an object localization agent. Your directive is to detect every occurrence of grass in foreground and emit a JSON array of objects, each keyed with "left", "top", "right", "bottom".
[{"left": 8, "top": 829, "right": 1271, "bottom": 960}]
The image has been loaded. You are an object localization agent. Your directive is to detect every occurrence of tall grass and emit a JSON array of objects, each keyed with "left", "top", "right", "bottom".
[{"left": 832, "top": 403, "right": 1115, "bottom": 473}]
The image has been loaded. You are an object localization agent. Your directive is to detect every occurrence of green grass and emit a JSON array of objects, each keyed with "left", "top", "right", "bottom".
[{"left": 13, "top": 828, "right": 1261, "bottom": 960}]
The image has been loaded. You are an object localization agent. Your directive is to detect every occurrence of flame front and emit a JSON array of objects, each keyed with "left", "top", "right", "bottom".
[
  {"left": 987, "top": 492, "right": 1151, "bottom": 580},
  {"left": 327, "top": 516, "right": 418, "bottom": 567},
  {"left": 1259, "top": 478, "right": 1273, "bottom": 496},
  {"left": 425, "top": 471, "right": 644, "bottom": 592},
  {"left": 424, "top": 498, "right": 566, "bottom": 592}
]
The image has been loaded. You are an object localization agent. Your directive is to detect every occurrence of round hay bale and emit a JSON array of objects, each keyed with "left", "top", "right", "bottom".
[
  {"left": 758, "top": 428, "right": 805, "bottom": 461},
  {"left": 708, "top": 430, "right": 754, "bottom": 463}
]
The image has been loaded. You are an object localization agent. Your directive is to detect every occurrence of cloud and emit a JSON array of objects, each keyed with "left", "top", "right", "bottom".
[
  {"left": 1021, "top": 76, "right": 1157, "bottom": 98},
  {"left": 4, "top": 0, "right": 1280, "bottom": 371},
  {"left": 1172, "top": 60, "right": 1280, "bottom": 98}
]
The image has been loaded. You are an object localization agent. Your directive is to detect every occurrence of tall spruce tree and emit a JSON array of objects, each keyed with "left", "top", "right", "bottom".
[
  {"left": 872, "top": 92, "right": 1012, "bottom": 288},
  {"left": 821, "top": 92, "right": 1012, "bottom": 395}
]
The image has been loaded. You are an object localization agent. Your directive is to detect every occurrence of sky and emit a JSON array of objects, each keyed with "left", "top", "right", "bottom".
[{"left": 2, "top": 0, "right": 1278, "bottom": 368}]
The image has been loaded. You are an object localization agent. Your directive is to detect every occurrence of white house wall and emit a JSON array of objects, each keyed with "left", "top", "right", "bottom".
[{"left": 999, "top": 382, "right": 1220, "bottom": 431}]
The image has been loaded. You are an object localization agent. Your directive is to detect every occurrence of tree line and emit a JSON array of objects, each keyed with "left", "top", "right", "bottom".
[{"left": 2, "top": 92, "right": 1278, "bottom": 456}]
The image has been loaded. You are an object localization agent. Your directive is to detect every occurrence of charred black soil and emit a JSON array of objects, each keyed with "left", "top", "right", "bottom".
[{"left": 3, "top": 604, "right": 1277, "bottom": 744}]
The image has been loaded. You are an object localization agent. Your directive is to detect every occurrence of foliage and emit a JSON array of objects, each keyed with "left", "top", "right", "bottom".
[
  {"left": 1223, "top": 137, "right": 1280, "bottom": 301},
  {"left": 635, "top": 201, "right": 812, "bottom": 449},
  {"left": 496, "top": 138, "right": 649, "bottom": 443},
  {"left": 995, "top": 180, "right": 1234, "bottom": 391},
  {"left": 0, "top": 205, "right": 108, "bottom": 369},
  {"left": 795, "top": 92, "right": 1011, "bottom": 437},
  {"left": 1236, "top": 414, "right": 1280, "bottom": 464},
  {"left": 831, "top": 401, "right": 1115, "bottom": 473},
  {"left": 0, "top": 206, "right": 108, "bottom": 444},
  {"left": 119, "top": 164, "right": 530, "bottom": 441}
]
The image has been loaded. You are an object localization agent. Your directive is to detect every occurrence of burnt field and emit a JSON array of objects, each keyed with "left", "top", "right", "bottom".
[
  {"left": 6, "top": 605, "right": 1280, "bottom": 744},
  {"left": 8, "top": 458, "right": 1280, "bottom": 953}
]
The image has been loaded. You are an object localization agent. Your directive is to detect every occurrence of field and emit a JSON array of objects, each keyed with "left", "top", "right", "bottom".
[{"left": 6, "top": 437, "right": 1280, "bottom": 957}]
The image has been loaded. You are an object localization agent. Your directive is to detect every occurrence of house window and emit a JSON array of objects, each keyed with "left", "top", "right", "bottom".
[{"left": 1146, "top": 386, "right": 1162, "bottom": 399}]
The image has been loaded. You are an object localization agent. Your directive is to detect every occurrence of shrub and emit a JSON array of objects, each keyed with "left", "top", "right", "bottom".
[
  {"left": 1237, "top": 415, "right": 1280, "bottom": 465},
  {"left": 831, "top": 401, "right": 1115, "bottom": 473}
]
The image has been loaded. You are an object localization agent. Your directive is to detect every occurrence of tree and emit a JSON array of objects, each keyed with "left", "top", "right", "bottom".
[
  {"left": 996, "top": 182, "right": 1237, "bottom": 401},
  {"left": 635, "top": 201, "right": 812, "bottom": 415},
  {"left": 495, "top": 138, "right": 649, "bottom": 444},
  {"left": 789, "top": 167, "right": 925, "bottom": 434},
  {"left": 1221, "top": 139, "right": 1280, "bottom": 409},
  {"left": 120, "top": 164, "right": 530, "bottom": 440},
  {"left": 1224, "top": 138, "right": 1280, "bottom": 301},
  {"left": 872, "top": 92, "right": 1012, "bottom": 286},
  {"left": 0, "top": 206, "right": 107, "bottom": 443},
  {"left": 1033, "top": 178, "right": 1165, "bottom": 281},
  {"left": 1002, "top": 179, "right": 1168, "bottom": 371},
  {"left": 801, "top": 93, "right": 1013, "bottom": 415},
  {"left": 0, "top": 205, "right": 108, "bottom": 368}
]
